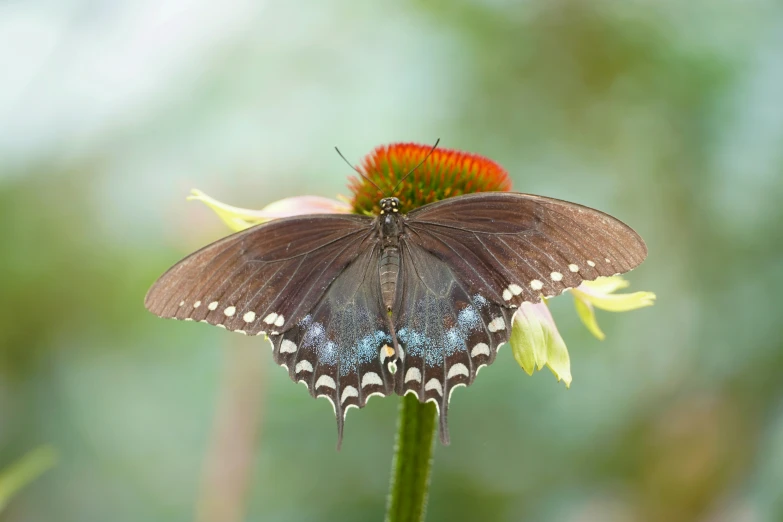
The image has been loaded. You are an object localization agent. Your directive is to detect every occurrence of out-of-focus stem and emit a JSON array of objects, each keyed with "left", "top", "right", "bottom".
[{"left": 195, "top": 339, "right": 264, "bottom": 522}]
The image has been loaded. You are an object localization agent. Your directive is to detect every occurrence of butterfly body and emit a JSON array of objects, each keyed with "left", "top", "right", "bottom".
[
  {"left": 378, "top": 197, "right": 404, "bottom": 313},
  {"left": 146, "top": 192, "right": 647, "bottom": 447}
]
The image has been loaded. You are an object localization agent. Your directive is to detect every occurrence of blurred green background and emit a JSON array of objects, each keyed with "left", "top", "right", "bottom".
[{"left": 2, "top": 1, "right": 782, "bottom": 521}]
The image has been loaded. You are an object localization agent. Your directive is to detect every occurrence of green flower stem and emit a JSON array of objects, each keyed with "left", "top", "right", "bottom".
[{"left": 385, "top": 394, "right": 437, "bottom": 522}]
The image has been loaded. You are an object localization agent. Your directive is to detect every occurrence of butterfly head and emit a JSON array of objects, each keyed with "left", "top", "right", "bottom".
[{"left": 379, "top": 197, "right": 401, "bottom": 215}]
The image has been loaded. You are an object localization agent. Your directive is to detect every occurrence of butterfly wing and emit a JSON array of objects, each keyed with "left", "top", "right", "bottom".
[
  {"left": 146, "top": 213, "right": 397, "bottom": 448},
  {"left": 146, "top": 192, "right": 648, "bottom": 447},
  {"left": 144, "top": 214, "right": 374, "bottom": 336},
  {"left": 396, "top": 192, "right": 647, "bottom": 442},
  {"left": 394, "top": 240, "right": 514, "bottom": 444},
  {"left": 269, "top": 243, "right": 396, "bottom": 447},
  {"left": 405, "top": 192, "right": 647, "bottom": 306}
]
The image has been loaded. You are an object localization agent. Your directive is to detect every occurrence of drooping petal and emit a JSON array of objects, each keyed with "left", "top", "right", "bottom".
[
  {"left": 188, "top": 189, "right": 352, "bottom": 232},
  {"left": 578, "top": 276, "right": 630, "bottom": 295},
  {"left": 570, "top": 277, "right": 656, "bottom": 313},
  {"left": 573, "top": 297, "right": 606, "bottom": 340},
  {"left": 257, "top": 195, "right": 353, "bottom": 218},
  {"left": 577, "top": 289, "right": 657, "bottom": 312},
  {"left": 510, "top": 301, "right": 572, "bottom": 388},
  {"left": 568, "top": 276, "right": 656, "bottom": 339}
]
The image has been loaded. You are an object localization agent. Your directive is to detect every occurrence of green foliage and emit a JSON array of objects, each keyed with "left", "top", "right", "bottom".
[
  {"left": 2, "top": 1, "right": 782, "bottom": 521},
  {"left": 0, "top": 447, "right": 57, "bottom": 513}
]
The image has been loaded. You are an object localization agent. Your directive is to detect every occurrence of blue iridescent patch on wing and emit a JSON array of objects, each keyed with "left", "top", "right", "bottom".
[
  {"left": 399, "top": 299, "right": 484, "bottom": 366},
  {"left": 299, "top": 312, "right": 391, "bottom": 375},
  {"left": 340, "top": 329, "right": 391, "bottom": 376}
]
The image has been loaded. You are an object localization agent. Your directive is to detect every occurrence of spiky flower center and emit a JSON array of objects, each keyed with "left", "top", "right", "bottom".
[{"left": 349, "top": 143, "right": 512, "bottom": 214}]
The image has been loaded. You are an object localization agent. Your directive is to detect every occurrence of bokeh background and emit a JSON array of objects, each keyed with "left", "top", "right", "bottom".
[{"left": 2, "top": 1, "right": 782, "bottom": 521}]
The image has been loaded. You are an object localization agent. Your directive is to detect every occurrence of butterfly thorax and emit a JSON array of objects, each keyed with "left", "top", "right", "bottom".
[{"left": 378, "top": 198, "right": 404, "bottom": 312}]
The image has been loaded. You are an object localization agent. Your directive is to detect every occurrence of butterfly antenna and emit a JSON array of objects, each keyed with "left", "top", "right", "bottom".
[
  {"left": 391, "top": 138, "right": 440, "bottom": 195},
  {"left": 334, "top": 146, "right": 386, "bottom": 197}
]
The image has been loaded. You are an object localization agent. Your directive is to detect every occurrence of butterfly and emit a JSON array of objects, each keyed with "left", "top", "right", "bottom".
[{"left": 145, "top": 181, "right": 647, "bottom": 447}]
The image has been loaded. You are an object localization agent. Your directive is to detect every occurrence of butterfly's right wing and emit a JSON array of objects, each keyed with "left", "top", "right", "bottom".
[{"left": 144, "top": 214, "right": 374, "bottom": 336}]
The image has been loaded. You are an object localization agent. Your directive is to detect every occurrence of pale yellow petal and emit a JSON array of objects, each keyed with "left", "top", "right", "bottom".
[
  {"left": 510, "top": 302, "right": 571, "bottom": 387},
  {"left": 577, "top": 276, "right": 630, "bottom": 295},
  {"left": 573, "top": 295, "right": 606, "bottom": 340},
  {"left": 187, "top": 189, "right": 352, "bottom": 232},
  {"left": 187, "top": 189, "right": 263, "bottom": 232},
  {"left": 510, "top": 305, "right": 544, "bottom": 376},
  {"left": 543, "top": 325, "right": 572, "bottom": 388},
  {"left": 571, "top": 288, "right": 656, "bottom": 312}
]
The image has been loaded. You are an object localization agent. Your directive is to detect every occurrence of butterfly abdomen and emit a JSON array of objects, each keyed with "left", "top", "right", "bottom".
[{"left": 379, "top": 247, "right": 400, "bottom": 312}]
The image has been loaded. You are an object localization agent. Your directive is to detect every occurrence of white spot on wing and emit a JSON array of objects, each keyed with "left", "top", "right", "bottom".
[
  {"left": 365, "top": 391, "right": 386, "bottom": 403},
  {"left": 502, "top": 289, "right": 512, "bottom": 301},
  {"left": 530, "top": 279, "right": 544, "bottom": 291},
  {"left": 471, "top": 343, "right": 490, "bottom": 357},
  {"left": 318, "top": 394, "right": 336, "bottom": 414},
  {"left": 315, "top": 375, "right": 336, "bottom": 390},
  {"left": 448, "top": 382, "right": 467, "bottom": 403},
  {"left": 587, "top": 260, "right": 596, "bottom": 267},
  {"left": 425, "top": 378, "right": 443, "bottom": 396},
  {"left": 243, "top": 311, "right": 256, "bottom": 323},
  {"left": 280, "top": 339, "right": 297, "bottom": 354},
  {"left": 550, "top": 272, "right": 563, "bottom": 282},
  {"left": 361, "top": 372, "right": 383, "bottom": 388},
  {"left": 224, "top": 306, "right": 236, "bottom": 317},
  {"left": 193, "top": 301, "right": 201, "bottom": 308},
  {"left": 208, "top": 301, "right": 219, "bottom": 311},
  {"left": 605, "top": 258, "right": 611, "bottom": 263},
  {"left": 274, "top": 314, "right": 285, "bottom": 327},
  {"left": 447, "top": 363, "right": 469, "bottom": 379},
  {"left": 341, "top": 385, "right": 358, "bottom": 404},
  {"left": 488, "top": 317, "right": 506, "bottom": 332},
  {"left": 569, "top": 264, "right": 579, "bottom": 273},
  {"left": 295, "top": 360, "right": 313, "bottom": 373},
  {"left": 179, "top": 300, "right": 185, "bottom": 307},
  {"left": 509, "top": 284, "right": 523, "bottom": 295},
  {"left": 263, "top": 313, "right": 278, "bottom": 324},
  {"left": 343, "top": 404, "right": 358, "bottom": 418},
  {"left": 405, "top": 367, "right": 421, "bottom": 383}
]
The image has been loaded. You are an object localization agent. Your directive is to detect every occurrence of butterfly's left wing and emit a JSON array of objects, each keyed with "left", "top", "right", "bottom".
[
  {"left": 405, "top": 192, "right": 647, "bottom": 305},
  {"left": 397, "top": 192, "right": 647, "bottom": 443},
  {"left": 393, "top": 240, "right": 514, "bottom": 445},
  {"left": 270, "top": 244, "right": 396, "bottom": 448}
]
